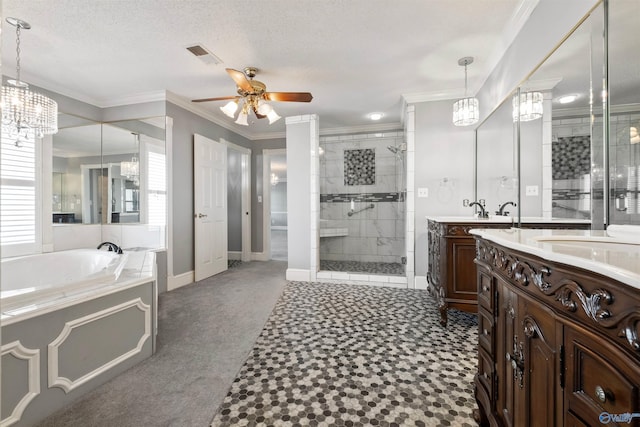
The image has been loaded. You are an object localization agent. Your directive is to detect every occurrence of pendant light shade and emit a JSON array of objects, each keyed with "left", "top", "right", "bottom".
[
  {"left": 452, "top": 57, "right": 479, "bottom": 127},
  {"left": 512, "top": 91, "right": 543, "bottom": 122},
  {"left": 1, "top": 18, "right": 58, "bottom": 143}
]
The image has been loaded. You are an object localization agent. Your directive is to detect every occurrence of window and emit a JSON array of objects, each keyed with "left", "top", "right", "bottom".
[
  {"left": 147, "top": 149, "right": 166, "bottom": 226},
  {"left": 1, "top": 131, "right": 42, "bottom": 257}
]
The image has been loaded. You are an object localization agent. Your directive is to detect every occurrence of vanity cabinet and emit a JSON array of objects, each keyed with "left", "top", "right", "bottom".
[
  {"left": 473, "top": 237, "right": 640, "bottom": 427},
  {"left": 426, "top": 219, "right": 589, "bottom": 326}
]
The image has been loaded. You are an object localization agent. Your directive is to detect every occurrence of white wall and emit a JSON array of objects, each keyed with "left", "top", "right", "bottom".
[
  {"left": 412, "top": 100, "right": 476, "bottom": 277},
  {"left": 285, "top": 115, "right": 319, "bottom": 280}
]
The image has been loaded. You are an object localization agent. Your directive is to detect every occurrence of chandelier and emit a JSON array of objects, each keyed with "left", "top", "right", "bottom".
[
  {"left": 512, "top": 91, "right": 543, "bottom": 122},
  {"left": 1, "top": 18, "right": 58, "bottom": 145},
  {"left": 220, "top": 96, "right": 281, "bottom": 126},
  {"left": 121, "top": 133, "right": 140, "bottom": 182},
  {"left": 452, "top": 57, "right": 479, "bottom": 127}
]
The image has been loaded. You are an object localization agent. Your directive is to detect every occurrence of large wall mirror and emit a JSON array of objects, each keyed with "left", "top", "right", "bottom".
[
  {"left": 52, "top": 114, "right": 166, "bottom": 226},
  {"left": 608, "top": 0, "right": 640, "bottom": 225},
  {"left": 475, "top": 1, "right": 608, "bottom": 226}
]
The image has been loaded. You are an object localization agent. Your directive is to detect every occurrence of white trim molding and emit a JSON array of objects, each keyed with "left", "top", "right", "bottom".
[
  {"left": 48, "top": 298, "right": 151, "bottom": 393},
  {"left": 167, "top": 270, "right": 195, "bottom": 291},
  {"left": 286, "top": 268, "right": 311, "bottom": 282},
  {"left": 414, "top": 275, "right": 428, "bottom": 290},
  {"left": 251, "top": 252, "right": 270, "bottom": 261},
  {"left": 1, "top": 341, "right": 41, "bottom": 427}
]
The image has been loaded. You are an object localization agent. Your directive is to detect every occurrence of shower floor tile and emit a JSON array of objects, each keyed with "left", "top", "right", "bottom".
[{"left": 320, "top": 260, "right": 405, "bottom": 276}]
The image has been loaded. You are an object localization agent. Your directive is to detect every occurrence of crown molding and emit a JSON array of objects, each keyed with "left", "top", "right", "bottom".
[
  {"left": 98, "top": 90, "right": 168, "bottom": 108},
  {"left": 319, "top": 122, "right": 402, "bottom": 136},
  {"left": 402, "top": 88, "right": 463, "bottom": 104}
]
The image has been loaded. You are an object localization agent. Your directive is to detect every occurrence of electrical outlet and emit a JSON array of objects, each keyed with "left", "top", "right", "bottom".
[
  {"left": 257, "top": 195, "right": 263, "bottom": 203},
  {"left": 418, "top": 187, "right": 429, "bottom": 198},
  {"left": 525, "top": 185, "right": 539, "bottom": 196},
  {"left": 463, "top": 199, "right": 470, "bottom": 207}
]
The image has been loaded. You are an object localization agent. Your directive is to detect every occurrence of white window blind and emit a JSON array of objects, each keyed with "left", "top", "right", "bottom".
[
  {"left": 1, "top": 132, "right": 40, "bottom": 254},
  {"left": 147, "top": 150, "right": 166, "bottom": 226}
]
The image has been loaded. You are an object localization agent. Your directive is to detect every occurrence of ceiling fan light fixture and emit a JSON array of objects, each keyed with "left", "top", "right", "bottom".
[
  {"left": 220, "top": 100, "right": 238, "bottom": 118},
  {"left": 452, "top": 57, "right": 479, "bottom": 127},
  {"left": 267, "top": 109, "right": 281, "bottom": 124},
  {"left": 257, "top": 99, "right": 274, "bottom": 115},
  {"left": 235, "top": 110, "right": 249, "bottom": 126}
]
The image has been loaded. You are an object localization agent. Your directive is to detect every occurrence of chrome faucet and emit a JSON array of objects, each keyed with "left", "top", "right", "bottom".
[
  {"left": 97, "top": 241, "right": 123, "bottom": 254},
  {"left": 469, "top": 201, "right": 489, "bottom": 218},
  {"left": 496, "top": 201, "right": 517, "bottom": 216}
]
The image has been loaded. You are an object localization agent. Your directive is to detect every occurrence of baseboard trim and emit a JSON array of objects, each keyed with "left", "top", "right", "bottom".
[
  {"left": 414, "top": 275, "right": 428, "bottom": 290},
  {"left": 251, "top": 252, "right": 270, "bottom": 261},
  {"left": 167, "top": 271, "right": 194, "bottom": 291},
  {"left": 228, "top": 251, "right": 242, "bottom": 260},
  {"left": 286, "top": 268, "right": 311, "bottom": 281}
]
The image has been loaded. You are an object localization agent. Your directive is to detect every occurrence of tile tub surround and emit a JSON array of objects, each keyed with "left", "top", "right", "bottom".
[{"left": 210, "top": 281, "right": 478, "bottom": 427}]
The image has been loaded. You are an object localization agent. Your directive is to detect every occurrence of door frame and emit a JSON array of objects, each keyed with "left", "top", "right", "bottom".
[
  {"left": 223, "top": 139, "right": 252, "bottom": 262},
  {"left": 262, "top": 148, "right": 286, "bottom": 260}
]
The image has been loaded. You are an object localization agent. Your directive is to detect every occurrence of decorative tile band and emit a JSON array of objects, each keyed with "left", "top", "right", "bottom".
[
  {"left": 552, "top": 189, "right": 590, "bottom": 200},
  {"left": 320, "top": 192, "right": 405, "bottom": 203}
]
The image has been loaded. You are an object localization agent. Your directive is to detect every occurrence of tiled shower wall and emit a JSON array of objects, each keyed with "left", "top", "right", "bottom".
[
  {"left": 610, "top": 112, "right": 640, "bottom": 223},
  {"left": 319, "top": 132, "right": 405, "bottom": 263}
]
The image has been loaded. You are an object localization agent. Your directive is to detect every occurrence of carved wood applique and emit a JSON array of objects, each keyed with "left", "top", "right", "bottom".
[{"left": 476, "top": 239, "right": 640, "bottom": 352}]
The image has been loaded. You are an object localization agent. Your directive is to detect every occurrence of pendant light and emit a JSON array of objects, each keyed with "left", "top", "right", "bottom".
[
  {"left": 1, "top": 18, "right": 58, "bottom": 145},
  {"left": 452, "top": 57, "right": 479, "bottom": 127},
  {"left": 512, "top": 91, "right": 543, "bottom": 122}
]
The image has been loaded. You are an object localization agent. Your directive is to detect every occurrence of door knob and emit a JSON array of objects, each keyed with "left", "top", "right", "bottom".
[{"left": 196, "top": 213, "right": 208, "bottom": 218}]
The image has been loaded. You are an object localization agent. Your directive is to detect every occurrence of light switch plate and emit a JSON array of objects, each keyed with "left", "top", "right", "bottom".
[
  {"left": 418, "top": 187, "right": 429, "bottom": 198},
  {"left": 525, "top": 185, "right": 539, "bottom": 196}
]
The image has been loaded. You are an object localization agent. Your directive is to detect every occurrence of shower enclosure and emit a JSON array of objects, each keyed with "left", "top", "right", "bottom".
[{"left": 318, "top": 132, "right": 406, "bottom": 276}]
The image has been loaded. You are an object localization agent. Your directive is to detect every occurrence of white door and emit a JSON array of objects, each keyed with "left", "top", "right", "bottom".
[{"left": 194, "top": 134, "right": 228, "bottom": 281}]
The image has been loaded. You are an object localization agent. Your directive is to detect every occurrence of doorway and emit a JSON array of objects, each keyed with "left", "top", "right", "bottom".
[{"left": 263, "top": 149, "right": 287, "bottom": 261}]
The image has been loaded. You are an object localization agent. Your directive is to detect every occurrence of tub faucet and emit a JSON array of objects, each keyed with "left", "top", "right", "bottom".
[
  {"left": 469, "top": 202, "right": 489, "bottom": 219},
  {"left": 97, "top": 241, "right": 123, "bottom": 254},
  {"left": 496, "top": 201, "right": 517, "bottom": 216}
]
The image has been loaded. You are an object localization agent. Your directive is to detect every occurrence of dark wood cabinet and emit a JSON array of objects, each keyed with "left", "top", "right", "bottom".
[
  {"left": 426, "top": 219, "right": 589, "bottom": 326},
  {"left": 474, "top": 236, "right": 640, "bottom": 427}
]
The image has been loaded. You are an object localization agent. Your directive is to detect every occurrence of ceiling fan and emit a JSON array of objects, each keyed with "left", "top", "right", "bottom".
[{"left": 192, "top": 67, "right": 313, "bottom": 125}]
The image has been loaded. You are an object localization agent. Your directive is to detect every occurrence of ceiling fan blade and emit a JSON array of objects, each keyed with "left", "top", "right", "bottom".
[
  {"left": 252, "top": 106, "right": 267, "bottom": 119},
  {"left": 192, "top": 96, "right": 237, "bottom": 103},
  {"left": 264, "top": 92, "right": 313, "bottom": 102},
  {"left": 226, "top": 68, "right": 254, "bottom": 93}
]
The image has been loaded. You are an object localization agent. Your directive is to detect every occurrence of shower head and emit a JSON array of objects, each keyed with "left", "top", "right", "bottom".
[{"left": 387, "top": 143, "right": 407, "bottom": 154}]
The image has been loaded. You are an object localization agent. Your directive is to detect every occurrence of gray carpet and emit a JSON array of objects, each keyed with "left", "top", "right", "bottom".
[
  {"left": 210, "top": 282, "right": 478, "bottom": 427},
  {"left": 35, "top": 260, "right": 288, "bottom": 427}
]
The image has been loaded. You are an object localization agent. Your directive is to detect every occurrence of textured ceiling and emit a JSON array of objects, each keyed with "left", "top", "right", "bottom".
[{"left": 2, "top": 0, "right": 534, "bottom": 139}]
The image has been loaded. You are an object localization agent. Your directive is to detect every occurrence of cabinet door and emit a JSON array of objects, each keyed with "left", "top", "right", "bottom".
[
  {"left": 496, "top": 277, "right": 519, "bottom": 427},
  {"left": 518, "top": 295, "right": 561, "bottom": 427},
  {"left": 565, "top": 325, "right": 640, "bottom": 426},
  {"left": 450, "top": 240, "right": 478, "bottom": 301}
]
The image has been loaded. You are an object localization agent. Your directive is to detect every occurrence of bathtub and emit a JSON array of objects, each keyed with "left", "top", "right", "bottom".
[
  {"left": 1, "top": 249, "right": 128, "bottom": 313},
  {"left": 1, "top": 248, "right": 156, "bottom": 427}
]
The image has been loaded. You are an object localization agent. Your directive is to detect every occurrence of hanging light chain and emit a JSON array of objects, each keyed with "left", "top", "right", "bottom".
[{"left": 15, "top": 24, "right": 22, "bottom": 82}]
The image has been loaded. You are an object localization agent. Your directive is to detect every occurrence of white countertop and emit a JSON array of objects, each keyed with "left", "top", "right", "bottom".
[
  {"left": 469, "top": 227, "right": 640, "bottom": 289},
  {"left": 426, "top": 215, "right": 591, "bottom": 224}
]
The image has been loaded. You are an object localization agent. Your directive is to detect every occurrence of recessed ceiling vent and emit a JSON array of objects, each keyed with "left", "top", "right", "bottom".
[{"left": 186, "top": 44, "right": 222, "bottom": 65}]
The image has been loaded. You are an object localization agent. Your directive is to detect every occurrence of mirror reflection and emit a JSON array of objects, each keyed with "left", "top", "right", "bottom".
[
  {"left": 52, "top": 115, "right": 102, "bottom": 224},
  {"left": 52, "top": 115, "right": 166, "bottom": 225},
  {"left": 475, "top": 95, "right": 517, "bottom": 217}
]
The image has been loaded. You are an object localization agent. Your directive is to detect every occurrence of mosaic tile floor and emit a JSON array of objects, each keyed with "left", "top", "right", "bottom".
[
  {"left": 319, "top": 260, "right": 405, "bottom": 276},
  {"left": 210, "top": 281, "right": 478, "bottom": 427},
  {"left": 228, "top": 259, "right": 243, "bottom": 269}
]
